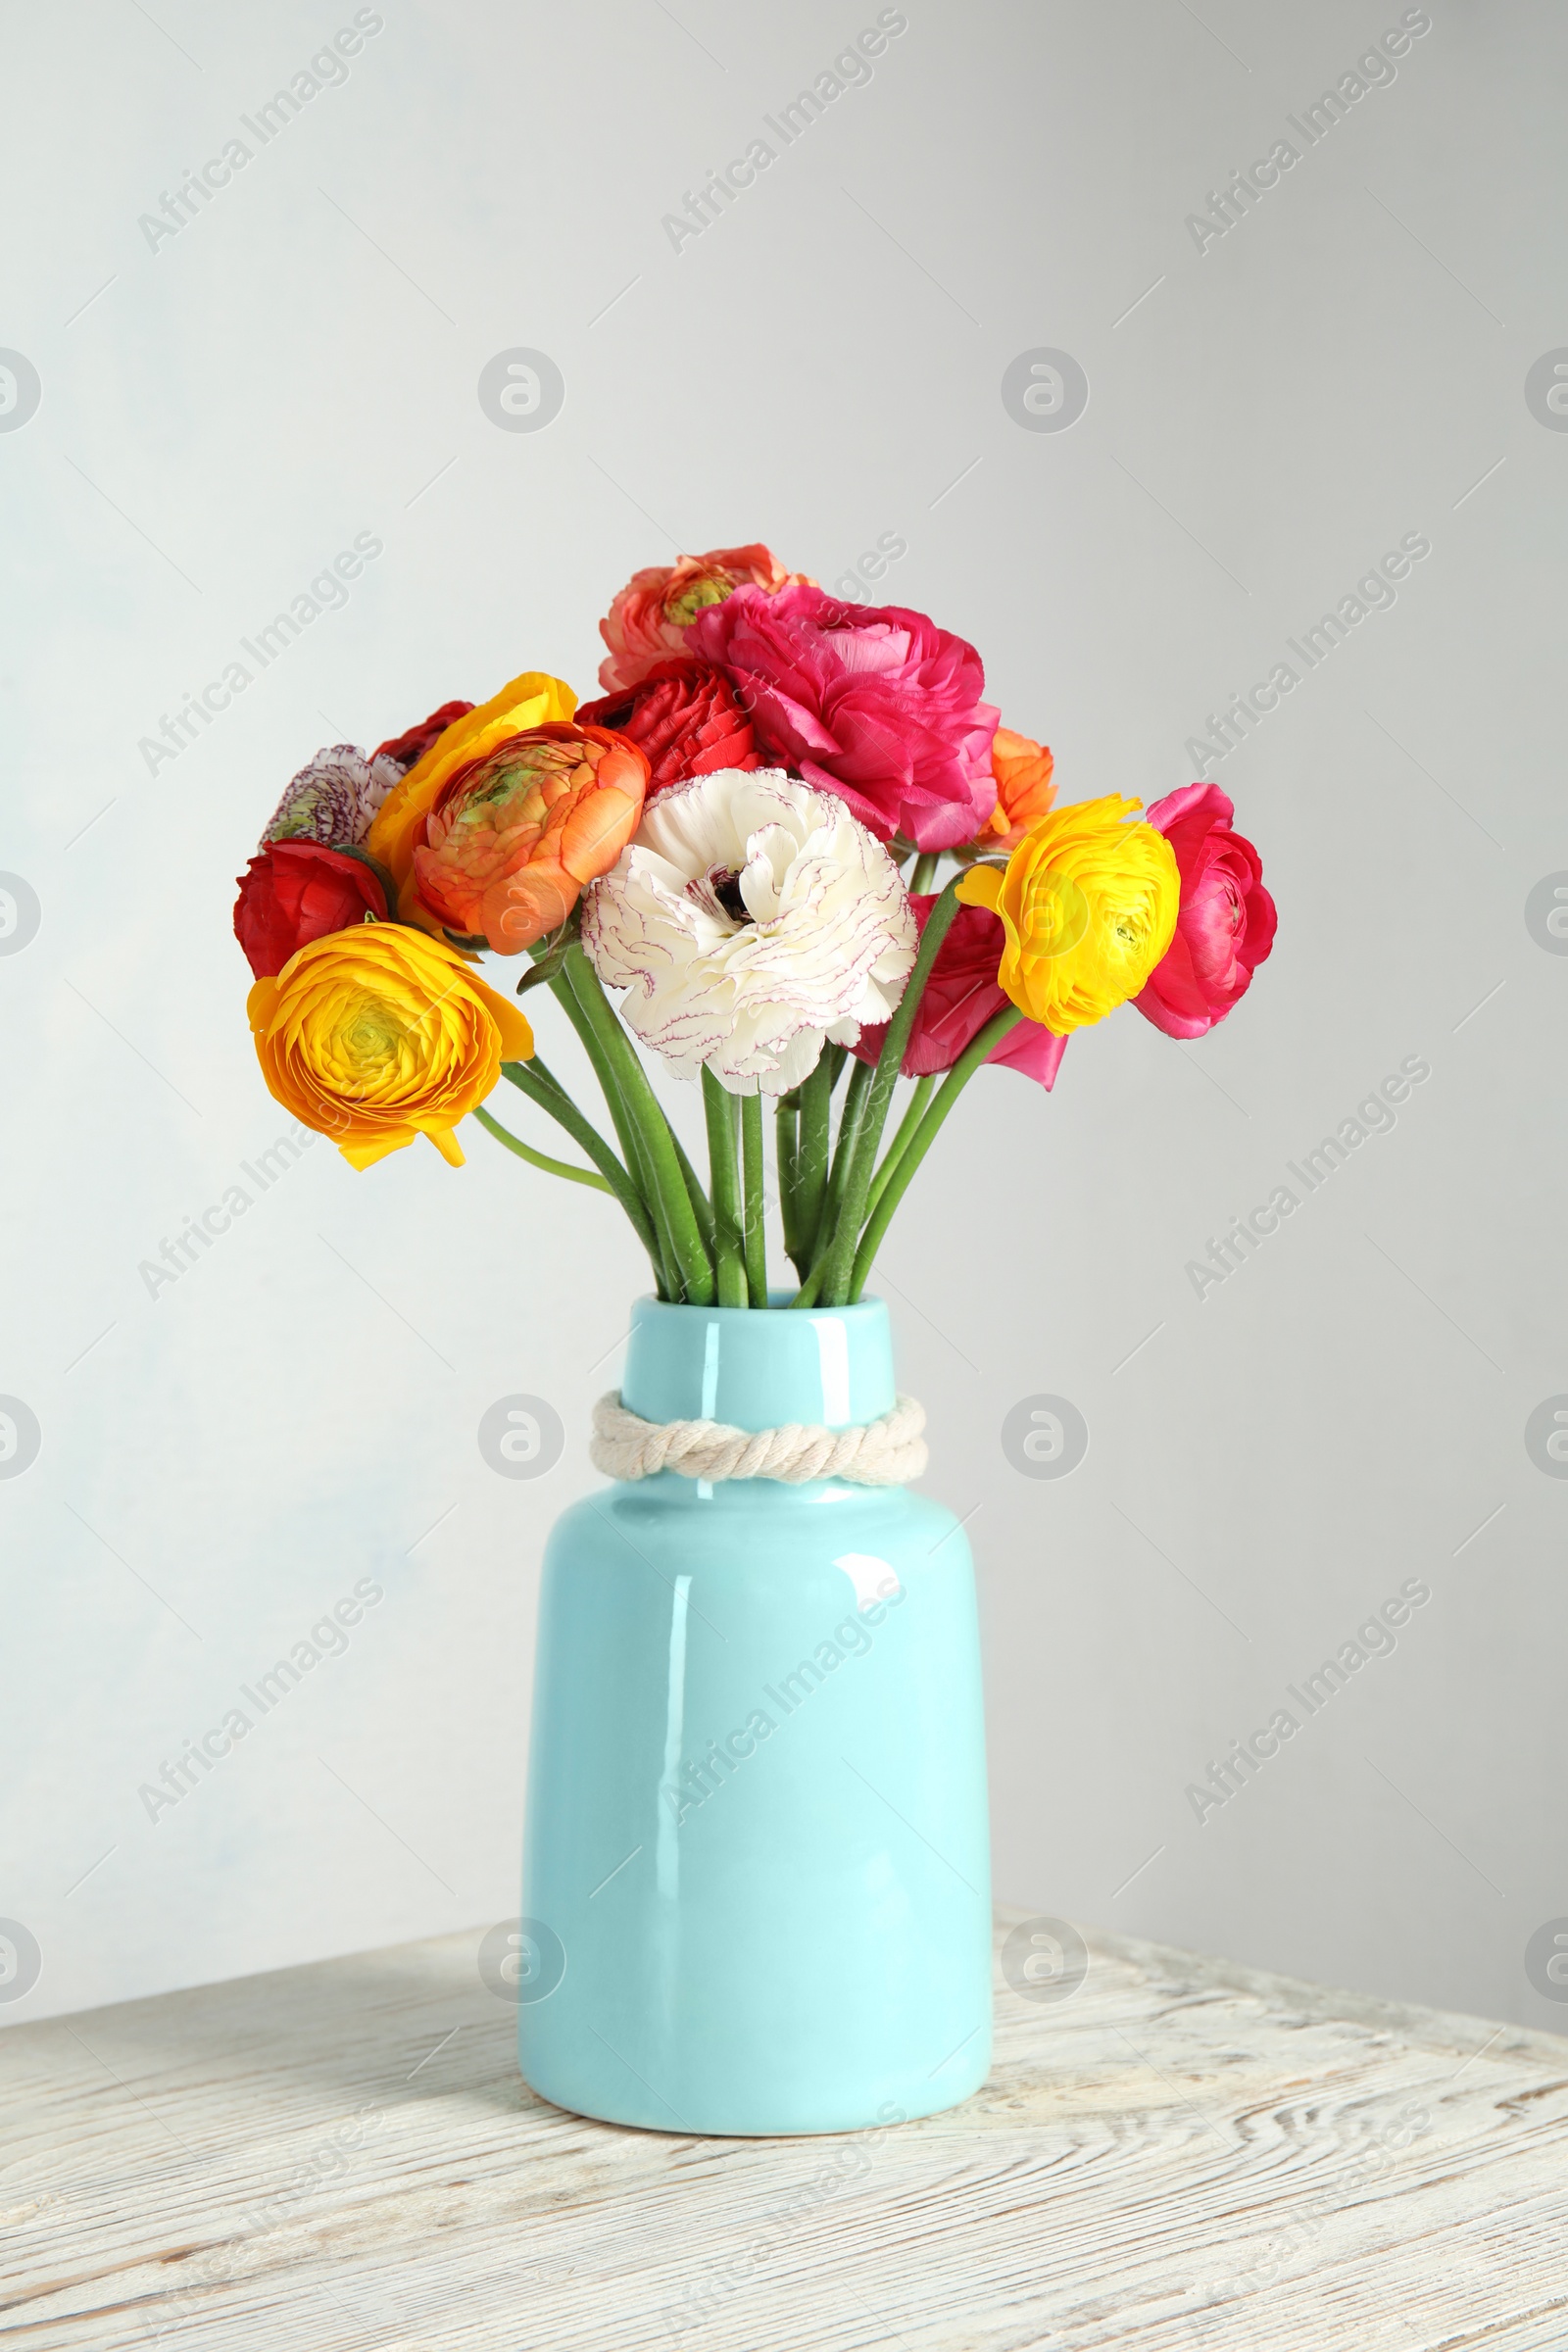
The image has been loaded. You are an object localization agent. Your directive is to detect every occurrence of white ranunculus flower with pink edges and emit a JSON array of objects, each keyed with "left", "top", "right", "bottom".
[{"left": 580, "top": 768, "right": 916, "bottom": 1096}]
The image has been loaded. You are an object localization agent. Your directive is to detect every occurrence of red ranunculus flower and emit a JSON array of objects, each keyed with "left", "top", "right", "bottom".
[
  {"left": 850, "top": 895, "right": 1066, "bottom": 1090},
  {"left": 688, "top": 584, "right": 1000, "bottom": 852},
  {"left": 575, "top": 660, "right": 759, "bottom": 796},
  {"left": 1133, "top": 783, "right": 1277, "bottom": 1039},
  {"left": 233, "top": 840, "right": 391, "bottom": 980},
  {"left": 372, "top": 700, "right": 475, "bottom": 773}
]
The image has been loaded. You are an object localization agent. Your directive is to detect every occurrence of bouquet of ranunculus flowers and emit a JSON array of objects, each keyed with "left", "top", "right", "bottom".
[{"left": 235, "top": 544, "right": 1276, "bottom": 1308}]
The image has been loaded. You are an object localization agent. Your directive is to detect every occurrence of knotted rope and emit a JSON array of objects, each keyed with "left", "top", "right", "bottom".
[{"left": 590, "top": 1392, "right": 927, "bottom": 1486}]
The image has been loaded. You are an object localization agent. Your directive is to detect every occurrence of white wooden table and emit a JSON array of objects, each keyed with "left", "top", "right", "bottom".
[{"left": 3, "top": 1909, "right": 1565, "bottom": 2349}]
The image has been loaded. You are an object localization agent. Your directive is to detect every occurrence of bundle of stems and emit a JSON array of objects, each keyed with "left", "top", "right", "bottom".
[{"left": 474, "top": 867, "right": 1018, "bottom": 1311}]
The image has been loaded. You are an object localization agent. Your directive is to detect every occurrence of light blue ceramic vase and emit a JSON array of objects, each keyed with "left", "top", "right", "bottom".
[{"left": 517, "top": 1296, "right": 992, "bottom": 2136}]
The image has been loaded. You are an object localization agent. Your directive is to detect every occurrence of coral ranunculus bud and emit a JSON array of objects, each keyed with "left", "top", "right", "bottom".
[
  {"left": 597, "top": 544, "right": 809, "bottom": 692},
  {"left": 956, "top": 796, "right": 1179, "bottom": 1035},
  {"left": 412, "top": 723, "right": 649, "bottom": 954},
  {"left": 247, "top": 924, "right": 533, "bottom": 1168}
]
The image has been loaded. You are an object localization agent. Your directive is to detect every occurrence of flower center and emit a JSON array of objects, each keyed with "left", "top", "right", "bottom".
[{"left": 710, "top": 867, "right": 752, "bottom": 926}]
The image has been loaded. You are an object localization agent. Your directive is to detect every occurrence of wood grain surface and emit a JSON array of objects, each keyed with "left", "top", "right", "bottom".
[{"left": 2, "top": 1909, "right": 1565, "bottom": 2349}]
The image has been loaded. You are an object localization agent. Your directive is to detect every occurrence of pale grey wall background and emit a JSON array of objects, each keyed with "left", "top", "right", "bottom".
[{"left": 3, "top": 0, "right": 1565, "bottom": 2035}]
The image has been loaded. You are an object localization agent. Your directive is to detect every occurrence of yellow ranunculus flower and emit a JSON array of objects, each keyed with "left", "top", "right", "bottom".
[
  {"left": 247, "top": 923, "right": 533, "bottom": 1169},
  {"left": 956, "top": 795, "right": 1179, "bottom": 1035},
  {"left": 365, "top": 670, "right": 578, "bottom": 891}
]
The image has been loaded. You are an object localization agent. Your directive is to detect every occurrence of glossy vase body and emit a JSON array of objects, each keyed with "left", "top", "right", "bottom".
[{"left": 518, "top": 1298, "right": 992, "bottom": 2136}]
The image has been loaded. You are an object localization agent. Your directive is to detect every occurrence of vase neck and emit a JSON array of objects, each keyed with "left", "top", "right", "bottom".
[{"left": 619, "top": 1298, "right": 896, "bottom": 1432}]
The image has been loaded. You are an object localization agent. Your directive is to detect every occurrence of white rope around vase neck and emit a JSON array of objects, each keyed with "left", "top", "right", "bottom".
[{"left": 590, "top": 1392, "right": 927, "bottom": 1487}]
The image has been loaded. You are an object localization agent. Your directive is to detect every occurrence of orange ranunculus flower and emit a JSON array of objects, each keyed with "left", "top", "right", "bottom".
[
  {"left": 411, "top": 722, "right": 649, "bottom": 954},
  {"left": 980, "top": 728, "right": 1056, "bottom": 850},
  {"left": 365, "top": 670, "right": 577, "bottom": 891},
  {"left": 956, "top": 795, "right": 1178, "bottom": 1035},
  {"left": 247, "top": 923, "right": 532, "bottom": 1169}
]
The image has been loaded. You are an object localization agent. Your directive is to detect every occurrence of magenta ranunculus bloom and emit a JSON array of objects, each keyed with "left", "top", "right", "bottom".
[
  {"left": 851, "top": 897, "right": 1067, "bottom": 1091},
  {"left": 1133, "top": 782, "right": 1277, "bottom": 1039},
  {"left": 688, "top": 584, "right": 1000, "bottom": 852}
]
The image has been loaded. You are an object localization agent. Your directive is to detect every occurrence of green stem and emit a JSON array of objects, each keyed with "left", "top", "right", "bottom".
[
  {"left": 471, "top": 1103, "right": 612, "bottom": 1192},
  {"left": 703, "top": 1067, "right": 748, "bottom": 1307},
  {"left": 544, "top": 972, "right": 674, "bottom": 1297},
  {"left": 810, "top": 880, "right": 966, "bottom": 1308},
  {"left": 806, "top": 1057, "right": 873, "bottom": 1283},
  {"left": 775, "top": 1092, "right": 802, "bottom": 1273},
  {"left": 545, "top": 975, "right": 651, "bottom": 1201},
  {"left": 561, "top": 946, "right": 714, "bottom": 1304},
  {"left": 909, "top": 853, "right": 940, "bottom": 894},
  {"left": 741, "top": 1093, "right": 767, "bottom": 1306},
  {"left": 849, "top": 1007, "right": 1024, "bottom": 1299},
  {"left": 670, "top": 1128, "right": 717, "bottom": 1264},
  {"left": 499, "top": 1060, "right": 661, "bottom": 1270},
  {"left": 863, "top": 1074, "right": 937, "bottom": 1224},
  {"left": 792, "top": 1054, "right": 835, "bottom": 1277}
]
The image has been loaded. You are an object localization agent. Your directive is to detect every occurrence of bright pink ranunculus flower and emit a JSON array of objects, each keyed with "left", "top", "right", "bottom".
[
  {"left": 850, "top": 896, "right": 1066, "bottom": 1090},
  {"left": 1133, "top": 782, "right": 1276, "bottom": 1039},
  {"left": 689, "top": 584, "right": 1000, "bottom": 852}
]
